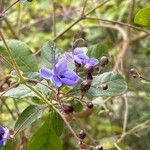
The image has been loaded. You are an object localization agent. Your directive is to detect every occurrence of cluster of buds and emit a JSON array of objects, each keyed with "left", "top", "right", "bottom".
[
  {"left": 80, "top": 55, "right": 109, "bottom": 91},
  {"left": 40, "top": 43, "right": 109, "bottom": 148}
]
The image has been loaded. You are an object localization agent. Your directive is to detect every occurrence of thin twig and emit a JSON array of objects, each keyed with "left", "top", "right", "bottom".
[
  {"left": 27, "top": 78, "right": 56, "bottom": 93},
  {"left": 116, "top": 120, "right": 149, "bottom": 144},
  {"left": 13, "top": 100, "right": 20, "bottom": 116},
  {"left": 85, "top": 0, "right": 110, "bottom": 16},
  {"left": 0, "top": 54, "right": 15, "bottom": 70},
  {"left": 1, "top": 0, "right": 20, "bottom": 15},
  {"left": 24, "top": 83, "right": 53, "bottom": 106},
  {"left": 0, "top": 82, "right": 19, "bottom": 99},
  {"left": 53, "top": 0, "right": 110, "bottom": 41},
  {"left": 0, "top": 30, "right": 24, "bottom": 81},
  {"left": 4, "top": 18, "right": 18, "bottom": 39},
  {"left": 51, "top": 0, "right": 56, "bottom": 37},
  {"left": 122, "top": 94, "right": 128, "bottom": 133},
  {"left": 54, "top": 108, "right": 80, "bottom": 143},
  {"left": 81, "top": 0, "right": 88, "bottom": 16},
  {"left": 1, "top": 98, "right": 16, "bottom": 120},
  {"left": 0, "top": 0, "right": 3, "bottom": 13},
  {"left": 113, "top": 0, "right": 138, "bottom": 72},
  {"left": 139, "top": 76, "right": 150, "bottom": 82},
  {"left": 85, "top": 17, "right": 150, "bottom": 36}
]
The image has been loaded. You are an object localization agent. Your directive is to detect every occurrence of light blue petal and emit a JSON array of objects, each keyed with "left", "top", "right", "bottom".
[
  {"left": 60, "top": 70, "right": 79, "bottom": 86},
  {"left": 40, "top": 67, "right": 53, "bottom": 80},
  {"left": 74, "top": 47, "right": 84, "bottom": 54},
  {"left": 74, "top": 47, "right": 87, "bottom": 55},
  {"left": 54, "top": 58, "right": 68, "bottom": 74}
]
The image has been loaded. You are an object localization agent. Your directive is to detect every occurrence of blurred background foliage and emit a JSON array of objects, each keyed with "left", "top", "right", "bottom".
[{"left": 0, "top": 0, "right": 150, "bottom": 150}]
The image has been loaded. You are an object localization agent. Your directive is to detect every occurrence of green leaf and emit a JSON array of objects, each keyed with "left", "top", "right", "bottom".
[
  {"left": 3, "top": 82, "right": 50, "bottom": 99},
  {"left": 34, "top": 80, "right": 49, "bottom": 95},
  {"left": 89, "top": 72, "right": 127, "bottom": 97},
  {"left": 134, "top": 7, "right": 150, "bottom": 27},
  {"left": 28, "top": 115, "right": 62, "bottom": 150},
  {"left": 0, "top": 39, "right": 38, "bottom": 76},
  {"left": 51, "top": 112, "right": 64, "bottom": 136},
  {"left": 92, "top": 97, "right": 104, "bottom": 107},
  {"left": 3, "top": 84, "right": 32, "bottom": 98},
  {"left": 70, "top": 100, "right": 83, "bottom": 112},
  {"left": 41, "top": 41, "right": 60, "bottom": 69},
  {"left": 100, "top": 136, "right": 118, "bottom": 149},
  {"left": 14, "top": 105, "right": 44, "bottom": 133},
  {"left": 88, "top": 43, "right": 108, "bottom": 59}
]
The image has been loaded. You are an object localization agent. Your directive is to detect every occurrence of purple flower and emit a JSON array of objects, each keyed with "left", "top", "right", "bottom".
[
  {"left": 0, "top": 126, "right": 10, "bottom": 148},
  {"left": 66, "top": 47, "right": 98, "bottom": 67},
  {"left": 40, "top": 58, "right": 79, "bottom": 87}
]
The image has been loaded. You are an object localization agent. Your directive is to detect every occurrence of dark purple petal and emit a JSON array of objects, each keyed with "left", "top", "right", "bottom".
[
  {"left": 60, "top": 70, "right": 79, "bottom": 86},
  {"left": 40, "top": 67, "right": 53, "bottom": 80},
  {"left": 54, "top": 58, "right": 68, "bottom": 74},
  {"left": 51, "top": 75, "right": 62, "bottom": 87}
]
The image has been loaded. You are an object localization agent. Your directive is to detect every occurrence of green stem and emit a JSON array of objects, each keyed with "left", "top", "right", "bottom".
[
  {"left": 24, "top": 83, "right": 52, "bottom": 106},
  {"left": 25, "top": 83, "right": 81, "bottom": 144},
  {"left": 0, "top": 30, "right": 24, "bottom": 82}
]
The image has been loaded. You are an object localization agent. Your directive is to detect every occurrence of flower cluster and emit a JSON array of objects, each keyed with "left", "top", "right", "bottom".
[
  {"left": 0, "top": 126, "right": 10, "bottom": 148},
  {"left": 66, "top": 47, "right": 98, "bottom": 68},
  {"left": 40, "top": 47, "right": 99, "bottom": 87},
  {"left": 40, "top": 58, "right": 79, "bottom": 87}
]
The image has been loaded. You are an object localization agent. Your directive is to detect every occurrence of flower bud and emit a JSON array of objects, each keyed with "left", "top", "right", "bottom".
[
  {"left": 79, "top": 130, "right": 86, "bottom": 139},
  {"left": 63, "top": 104, "right": 74, "bottom": 114},
  {"left": 100, "top": 83, "right": 108, "bottom": 90},
  {"left": 129, "top": 68, "right": 140, "bottom": 78},
  {"left": 80, "top": 80, "right": 92, "bottom": 92},
  {"left": 86, "top": 101, "right": 93, "bottom": 109},
  {"left": 84, "top": 64, "right": 94, "bottom": 74},
  {"left": 100, "top": 56, "right": 109, "bottom": 66},
  {"left": 95, "top": 145, "right": 103, "bottom": 150}
]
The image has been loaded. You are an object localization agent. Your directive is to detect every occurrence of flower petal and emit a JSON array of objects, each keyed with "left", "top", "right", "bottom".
[
  {"left": 74, "top": 47, "right": 87, "bottom": 55},
  {"left": 60, "top": 70, "right": 79, "bottom": 86},
  {"left": 51, "top": 75, "right": 62, "bottom": 87},
  {"left": 87, "top": 58, "right": 99, "bottom": 66},
  {"left": 40, "top": 67, "right": 53, "bottom": 80},
  {"left": 54, "top": 58, "right": 68, "bottom": 74},
  {"left": 0, "top": 126, "right": 10, "bottom": 148},
  {"left": 74, "top": 55, "right": 82, "bottom": 64},
  {"left": 2, "top": 127, "right": 10, "bottom": 145}
]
